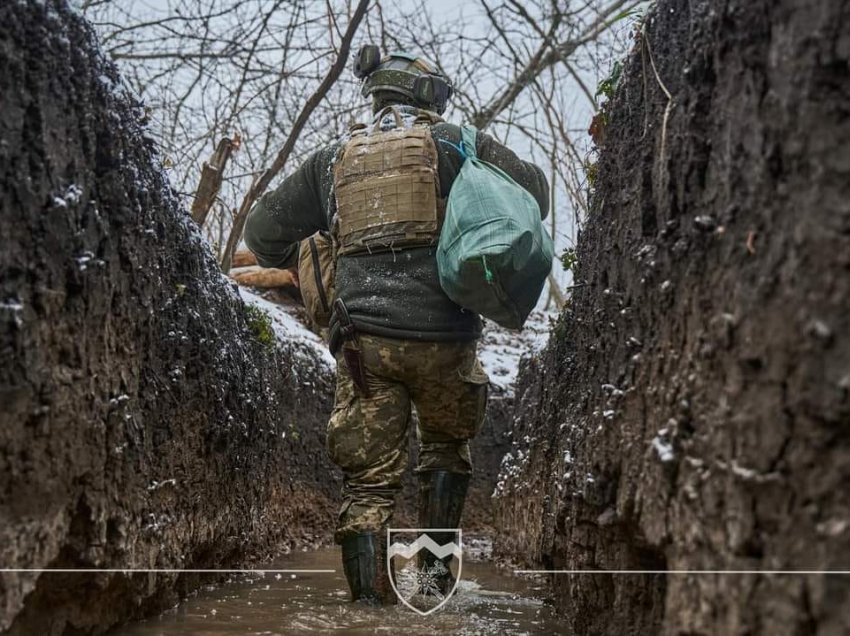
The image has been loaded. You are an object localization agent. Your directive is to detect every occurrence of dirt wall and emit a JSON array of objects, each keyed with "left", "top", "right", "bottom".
[
  {"left": 494, "top": 0, "right": 850, "bottom": 634},
  {"left": 0, "top": 3, "right": 511, "bottom": 632},
  {"left": 0, "top": 2, "right": 341, "bottom": 633}
]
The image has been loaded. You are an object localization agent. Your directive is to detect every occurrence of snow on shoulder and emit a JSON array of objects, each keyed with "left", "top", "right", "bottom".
[
  {"left": 478, "top": 311, "right": 553, "bottom": 394},
  {"left": 240, "top": 289, "right": 335, "bottom": 370}
]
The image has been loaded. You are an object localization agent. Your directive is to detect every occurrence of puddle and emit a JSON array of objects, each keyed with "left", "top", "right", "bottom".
[{"left": 114, "top": 539, "right": 563, "bottom": 635}]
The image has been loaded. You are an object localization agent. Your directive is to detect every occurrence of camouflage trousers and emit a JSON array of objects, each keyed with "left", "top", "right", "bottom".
[{"left": 327, "top": 334, "right": 489, "bottom": 542}]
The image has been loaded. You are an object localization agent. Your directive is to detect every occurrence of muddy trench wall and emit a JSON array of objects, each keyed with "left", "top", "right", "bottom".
[
  {"left": 0, "top": 2, "right": 512, "bottom": 633},
  {"left": 0, "top": 2, "right": 343, "bottom": 633},
  {"left": 495, "top": 0, "right": 850, "bottom": 634}
]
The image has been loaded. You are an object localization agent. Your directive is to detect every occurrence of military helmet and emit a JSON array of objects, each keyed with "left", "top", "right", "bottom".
[{"left": 354, "top": 45, "right": 453, "bottom": 115}]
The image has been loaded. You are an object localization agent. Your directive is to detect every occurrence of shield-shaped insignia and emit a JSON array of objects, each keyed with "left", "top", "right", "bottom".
[{"left": 387, "top": 527, "right": 463, "bottom": 615}]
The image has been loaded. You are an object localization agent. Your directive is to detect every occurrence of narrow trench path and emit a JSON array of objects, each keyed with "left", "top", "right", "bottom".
[{"left": 115, "top": 540, "right": 560, "bottom": 635}]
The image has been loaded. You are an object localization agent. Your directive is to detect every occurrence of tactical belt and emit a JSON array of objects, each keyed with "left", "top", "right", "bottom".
[{"left": 329, "top": 298, "right": 371, "bottom": 398}]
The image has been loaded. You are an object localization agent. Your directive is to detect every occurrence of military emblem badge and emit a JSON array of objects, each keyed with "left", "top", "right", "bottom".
[{"left": 386, "top": 527, "right": 463, "bottom": 615}]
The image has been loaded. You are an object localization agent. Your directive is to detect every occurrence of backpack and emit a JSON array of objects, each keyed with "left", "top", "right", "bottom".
[
  {"left": 297, "top": 231, "right": 335, "bottom": 328},
  {"left": 436, "top": 126, "right": 554, "bottom": 329}
]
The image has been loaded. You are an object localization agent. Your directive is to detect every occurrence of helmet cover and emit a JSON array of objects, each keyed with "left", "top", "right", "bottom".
[{"left": 359, "top": 50, "right": 452, "bottom": 114}]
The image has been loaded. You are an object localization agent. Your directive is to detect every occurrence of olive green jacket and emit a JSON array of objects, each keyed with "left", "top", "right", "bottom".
[{"left": 244, "top": 108, "right": 549, "bottom": 341}]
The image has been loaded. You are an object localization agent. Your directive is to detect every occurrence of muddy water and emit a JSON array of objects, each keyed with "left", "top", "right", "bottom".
[{"left": 116, "top": 541, "right": 562, "bottom": 635}]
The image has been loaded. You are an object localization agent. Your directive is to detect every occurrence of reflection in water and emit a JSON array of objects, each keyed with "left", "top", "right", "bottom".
[{"left": 115, "top": 541, "right": 564, "bottom": 635}]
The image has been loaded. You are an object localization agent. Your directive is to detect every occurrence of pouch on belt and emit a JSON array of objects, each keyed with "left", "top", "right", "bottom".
[{"left": 330, "top": 298, "right": 371, "bottom": 398}]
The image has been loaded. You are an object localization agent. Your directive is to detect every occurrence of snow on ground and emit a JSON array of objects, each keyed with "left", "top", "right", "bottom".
[
  {"left": 241, "top": 287, "right": 553, "bottom": 393},
  {"left": 240, "top": 289, "right": 335, "bottom": 369},
  {"left": 478, "top": 311, "right": 554, "bottom": 394}
]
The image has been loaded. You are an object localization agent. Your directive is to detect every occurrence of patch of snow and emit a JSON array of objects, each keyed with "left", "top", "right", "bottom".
[
  {"left": 477, "top": 310, "right": 553, "bottom": 394},
  {"left": 730, "top": 461, "right": 757, "bottom": 480},
  {"left": 53, "top": 184, "right": 84, "bottom": 209},
  {"left": 75, "top": 251, "right": 94, "bottom": 271},
  {"left": 148, "top": 478, "right": 177, "bottom": 491},
  {"left": 652, "top": 435, "right": 675, "bottom": 463},
  {"left": 240, "top": 289, "right": 335, "bottom": 370},
  {"left": 65, "top": 184, "right": 83, "bottom": 205},
  {"left": 1, "top": 299, "right": 24, "bottom": 327},
  {"left": 636, "top": 244, "right": 655, "bottom": 259}
]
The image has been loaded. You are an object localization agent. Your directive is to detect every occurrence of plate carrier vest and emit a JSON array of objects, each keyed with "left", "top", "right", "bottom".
[{"left": 333, "top": 106, "right": 443, "bottom": 256}]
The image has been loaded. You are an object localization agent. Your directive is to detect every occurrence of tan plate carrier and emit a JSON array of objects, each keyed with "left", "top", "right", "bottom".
[{"left": 333, "top": 106, "right": 443, "bottom": 256}]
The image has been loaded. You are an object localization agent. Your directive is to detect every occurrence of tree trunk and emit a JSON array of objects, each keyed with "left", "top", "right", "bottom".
[
  {"left": 190, "top": 135, "right": 240, "bottom": 226},
  {"left": 232, "top": 249, "right": 258, "bottom": 268},
  {"left": 229, "top": 267, "right": 298, "bottom": 289}
]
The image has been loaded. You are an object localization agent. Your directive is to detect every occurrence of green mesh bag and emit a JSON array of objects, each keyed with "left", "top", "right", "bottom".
[{"left": 437, "top": 126, "right": 554, "bottom": 329}]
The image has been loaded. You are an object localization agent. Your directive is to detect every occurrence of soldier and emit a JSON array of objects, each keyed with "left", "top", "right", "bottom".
[{"left": 245, "top": 47, "right": 549, "bottom": 606}]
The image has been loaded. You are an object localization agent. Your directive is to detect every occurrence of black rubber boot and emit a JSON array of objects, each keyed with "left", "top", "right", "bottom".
[
  {"left": 341, "top": 532, "right": 394, "bottom": 606},
  {"left": 417, "top": 470, "right": 470, "bottom": 596}
]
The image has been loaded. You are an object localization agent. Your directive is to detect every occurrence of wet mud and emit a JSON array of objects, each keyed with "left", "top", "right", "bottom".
[{"left": 115, "top": 543, "right": 560, "bottom": 635}]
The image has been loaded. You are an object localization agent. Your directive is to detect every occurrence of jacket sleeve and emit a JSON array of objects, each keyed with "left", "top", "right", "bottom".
[
  {"left": 432, "top": 123, "right": 550, "bottom": 220},
  {"left": 244, "top": 144, "right": 338, "bottom": 269}
]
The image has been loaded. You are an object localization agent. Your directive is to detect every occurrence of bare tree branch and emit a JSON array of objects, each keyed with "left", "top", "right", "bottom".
[
  {"left": 471, "top": 0, "right": 640, "bottom": 129},
  {"left": 220, "top": 0, "right": 370, "bottom": 273}
]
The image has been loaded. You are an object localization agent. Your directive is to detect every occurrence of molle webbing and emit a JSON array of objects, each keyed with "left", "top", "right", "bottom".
[{"left": 334, "top": 125, "right": 441, "bottom": 255}]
